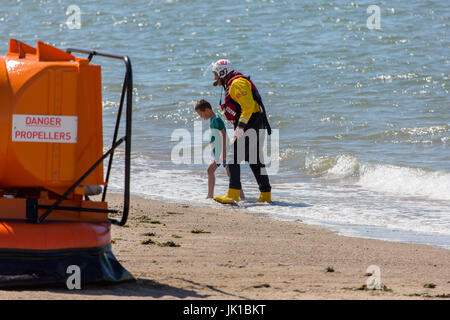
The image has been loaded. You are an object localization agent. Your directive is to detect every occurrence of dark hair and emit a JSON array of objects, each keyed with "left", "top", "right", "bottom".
[{"left": 195, "top": 99, "right": 212, "bottom": 112}]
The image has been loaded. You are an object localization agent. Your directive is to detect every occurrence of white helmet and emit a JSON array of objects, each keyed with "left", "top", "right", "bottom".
[{"left": 212, "top": 59, "right": 234, "bottom": 79}]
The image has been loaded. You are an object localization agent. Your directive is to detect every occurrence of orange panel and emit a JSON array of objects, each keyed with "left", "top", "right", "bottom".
[
  {"left": 0, "top": 198, "right": 109, "bottom": 222},
  {"left": 0, "top": 40, "right": 104, "bottom": 192},
  {"left": 0, "top": 221, "right": 111, "bottom": 250}
]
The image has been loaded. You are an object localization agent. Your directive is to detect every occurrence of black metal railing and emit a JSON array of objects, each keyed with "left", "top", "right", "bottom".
[{"left": 37, "top": 49, "right": 132, "bottom": 226}]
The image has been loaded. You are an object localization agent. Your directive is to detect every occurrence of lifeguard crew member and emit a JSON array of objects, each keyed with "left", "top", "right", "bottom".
[{"left": 210, "top": 59, "right": 272, "bottom": 204}]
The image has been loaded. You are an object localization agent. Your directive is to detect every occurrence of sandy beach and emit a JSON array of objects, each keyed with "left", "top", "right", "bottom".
[{"left": 0, "top": 193, "right": 448, "bottom": 300}]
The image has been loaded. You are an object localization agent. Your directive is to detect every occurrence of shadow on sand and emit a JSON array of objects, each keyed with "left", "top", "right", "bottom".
[{"left": 1, "top": 278, "right": 211, "bottom": 299}]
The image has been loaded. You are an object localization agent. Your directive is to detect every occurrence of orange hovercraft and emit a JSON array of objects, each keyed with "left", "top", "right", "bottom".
[{"left": 0, "top": 39, "right": 134, "bottom": 287}]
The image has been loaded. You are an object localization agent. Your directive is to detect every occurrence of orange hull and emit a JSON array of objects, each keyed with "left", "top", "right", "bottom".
[
  {"left": 0, "top": 220, "right": 134, "bottom": 288},
  {"left": 0, "top": 40, "right": 134, "bottom": 288},
  {"left": 0, "top": 221, "right": 110, "bottom": 251}
]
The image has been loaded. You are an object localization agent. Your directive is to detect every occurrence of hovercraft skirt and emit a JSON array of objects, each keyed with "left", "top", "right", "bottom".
[{"left": 0, "top": 221, "right": 134, "bottom": 288}]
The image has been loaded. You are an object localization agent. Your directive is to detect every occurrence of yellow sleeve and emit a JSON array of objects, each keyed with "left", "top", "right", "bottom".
[{"left": 229, "top": 77, "right": 258, "bottom": 128}]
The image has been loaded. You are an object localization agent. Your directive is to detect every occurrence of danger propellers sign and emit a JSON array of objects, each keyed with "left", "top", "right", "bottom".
[{"left": 12, "top": 114, "right": 78, "bottom": 143}]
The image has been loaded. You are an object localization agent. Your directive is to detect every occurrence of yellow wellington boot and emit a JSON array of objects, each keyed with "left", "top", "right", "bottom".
[
  {"left": 214, "top": 188, "right": 240, "bottom": 204},
  {"left": 257, "top": 191, "right": 272, "bottom": 203}
]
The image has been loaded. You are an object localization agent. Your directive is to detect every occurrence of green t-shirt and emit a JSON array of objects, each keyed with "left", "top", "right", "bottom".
[{"left": 210, "top": 114, "right": 226, "bottom": 159}]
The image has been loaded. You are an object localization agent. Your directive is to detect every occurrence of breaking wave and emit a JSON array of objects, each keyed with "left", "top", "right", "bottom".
[{"left": 304, "top": 154, "right": 450, "bottom": 201}]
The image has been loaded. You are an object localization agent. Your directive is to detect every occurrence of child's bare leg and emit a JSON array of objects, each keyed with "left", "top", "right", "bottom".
[{"left": 207, "top": 162, "right": 218, "bottom": 198}]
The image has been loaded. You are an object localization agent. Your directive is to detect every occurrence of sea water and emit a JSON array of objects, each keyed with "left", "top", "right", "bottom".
[{"left": 2, "top": 0, "right": 448, "bottom": 249}]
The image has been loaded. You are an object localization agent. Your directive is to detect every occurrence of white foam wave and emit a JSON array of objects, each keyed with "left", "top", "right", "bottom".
[
  {"left": 305, "top": 154, "right": 360, "bottom": 179},
  {"left": 359, "top": 163, "right": 450, "bottom": 201},
  {"left": 304, "top": 154, "right": 450, "bottom": 201},
  {"left": 325, "top": 154, "right": 359, "bottom": 178}
]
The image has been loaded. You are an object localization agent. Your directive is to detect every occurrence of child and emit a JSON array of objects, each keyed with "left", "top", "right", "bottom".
[{"left": 195, "top": 99, "right": 245, "bottom": 200}]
